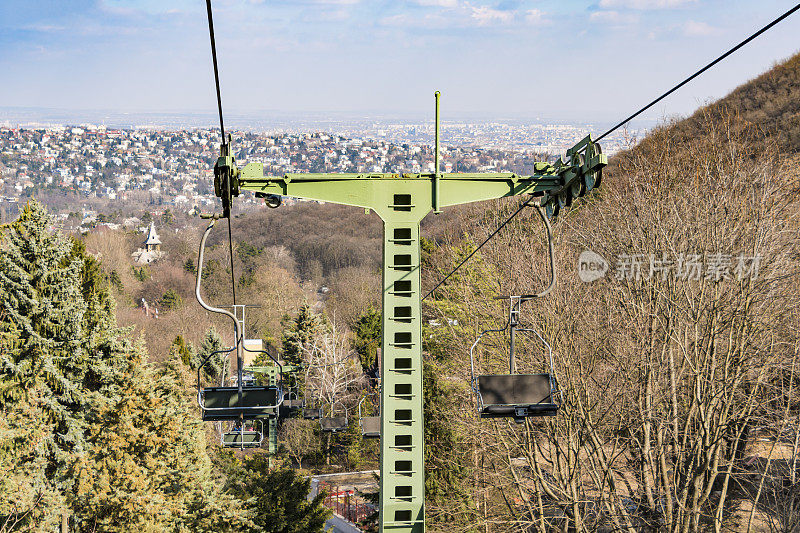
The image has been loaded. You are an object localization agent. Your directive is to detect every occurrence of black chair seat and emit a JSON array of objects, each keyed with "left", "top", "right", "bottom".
[
  {"left": 480, "top": 404, "right": 559, "bottom": 418},
  {"left": 477, "top": 374, "right": 559, "bottom": 418},
  {"left": 222, "top": 431, "right": 262, "bottom": 448},
  {"left": 320, "top": 416, "right": 348, "bottom": 432},
  {"left": 201, "top": 386, "right": 278, "bottom": 421},
  {"left": 360, "top": 416, "right": 380, "bottom": 438},
  {"left": 280, "top": 399, "right": 304, "bottom": 418},
  {"left": 303, "top": 408, "right": 323, "bottom": 420}
]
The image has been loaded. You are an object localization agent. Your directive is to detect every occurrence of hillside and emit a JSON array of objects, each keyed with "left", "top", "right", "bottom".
[
  {"left": 418, "top": 53, "right": 800, "bottom": 530},
  {"left": 623, "top": 51, "right": 800, "bottom": 159},
  {"left": 702, "top": 51, "right": 800, "bottom": 151}
]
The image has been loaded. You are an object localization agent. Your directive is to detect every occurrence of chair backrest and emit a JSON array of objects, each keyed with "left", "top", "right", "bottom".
[
  {"left": 477, "top": 374, "right": 553, "bottom": 406},
  {"left": 203, "top": 386, "right": 278, "bottom": 408},
  {"left": 360, "top": 416, "right": 380, "bottom": 437},
  {"left": 320, "top": 416, "right": 348, "bottom": 431},
  {"left": 303, "top": 408, "right": 323, "bottom": 419},
  {"left": 223, "top": 431, "right": 261, "bottom": 446}
]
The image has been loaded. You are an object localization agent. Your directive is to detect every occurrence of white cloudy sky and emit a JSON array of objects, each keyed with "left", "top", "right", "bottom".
[{"left": 1, "top": 1, "right": 798, "bottom": 123}]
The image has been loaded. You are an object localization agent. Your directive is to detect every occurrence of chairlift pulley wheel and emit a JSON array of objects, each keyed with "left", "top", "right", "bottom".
[
  {"left": 557, "top": 187, "right": 571, "bottom": 210},
  {"left": 583, "top": 142, "right": 602, "bottom": 192},
  {"left": 571, "top": 152, "right": 586, "bottom": 198}
]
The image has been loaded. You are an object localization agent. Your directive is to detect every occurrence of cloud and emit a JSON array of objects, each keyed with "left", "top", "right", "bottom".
[
  {"left": 414, "top": 0, "right": 460, "bottom": 6},
  {"left": 590, "top": 10, "right": 638, "bottom": 24},
  {"left": 383, "top": 2, "right": 548, "bottom": 28},
  {"left": 525, "top": 8, "right": 545, "bottom": 24},
  {"left": 470, "top": 5, "right": 515, "bottom": 25},
  {"left": 22, "top": 24, "right": 67, "bottom": 33},
  {"left": 598, "top": 0, "right": 696, "bottom": 9},
  {"left": 683, "top": 20, "right": 721, "bottom": 36}
]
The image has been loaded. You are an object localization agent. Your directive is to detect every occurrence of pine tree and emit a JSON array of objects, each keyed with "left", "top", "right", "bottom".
[
  {"left": 0, "top": 201, "right": 88, "bottom": 465},
  {"left": 172, "top": 334, "right": 196, "bottom": 367},
  {"left": 281, "top": 305, "right": 322, "bottom": 366},
  {"left": 0, "top": 331, "right": 67, "bottom": 530},
  {"left": 353, "top": 307, "right": 381, "bottom": 372},
  {"left": 225, "top": 455, "right": 330, "bottom": 533},
  {"left": 197, "top": 326, "right": 225, "bottom": 383},
  {"left": 0, "top": 201, "right": 154, "bottom": 529},
  {"left": 70, "top": 352, "right": 252, "bottom": 532},
  {"left": 423, "top": 362, "right": 471, "bottom": 517}
]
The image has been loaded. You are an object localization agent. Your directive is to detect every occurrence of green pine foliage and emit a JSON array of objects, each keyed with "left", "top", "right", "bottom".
[
  {"left": 353, "top": 307, "right": 381, "bottom": 372},
  {"left": 70, "top": 354, "right": 251, "bottom": 532},
  {"left": 131, "top": 265, "right": 151, "bottom": 282},
  {"left": 423, "top": 363, "right": 472, "bottom": 519},
  {"left": 281, "top": 304, "right": 323, "bottom": 366},
  {"left": 0, "top": 202, "right": 315, "bottom": 532},
  {"left": 160, "top": 288, "right": 183, "bottom": 310},
  {"left": 0, "top": 380, "right": 67, "bottom": 531},
  {"left": 197, "top": 326, "right": 225, "bottom": 383},
  {"left": 0, "top": 201, "right": 93, "bottom": 486},
  {"left": 172, "top": 334, "right": 196, "bottom": 368},
  {"left": 224, "top": 455, "right": 330, "bottom": 533}
]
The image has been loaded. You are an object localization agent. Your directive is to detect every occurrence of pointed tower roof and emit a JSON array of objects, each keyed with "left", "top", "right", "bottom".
[{"left": 144, "top": 221, "right": 161, "bottom": 246}]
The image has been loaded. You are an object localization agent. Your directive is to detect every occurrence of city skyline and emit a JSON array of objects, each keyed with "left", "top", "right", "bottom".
[{"left": 1, "top": 1, "right": 799, "bottom": 125}]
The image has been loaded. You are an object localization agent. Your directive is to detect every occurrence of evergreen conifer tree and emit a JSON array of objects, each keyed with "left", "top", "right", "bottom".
[
  {"left": 71, "top": 353, "right": 251, "bottom": 532},
  {"left": 0, "top": 201, "right": 90, "bottom": 483},
  {"left": 0, "top": 331, "right": 67, "bottom": 530},
  {"left": 225, "top": 455, "right": 330, "bottom": 533},
  {"left": 353, "top": 307, "right": 381, "bottom": 373},
  {"left": 197, "top": 326, "right": 225, "bottom": 383},
  {"left": 281, "top": 305, "right": 322, "bottom": 366}
]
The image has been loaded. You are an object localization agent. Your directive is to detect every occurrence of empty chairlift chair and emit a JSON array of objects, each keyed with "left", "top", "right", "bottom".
[
  {"left": 194, "top": 218, "right": 284, "bottom": 423},
  {"left": 222, "top": 421, "right": 265, "bottom": 449},
  {"left": 320, "top": 400, "right": 348, "bottom": 433},
  {"left": 358, "top": 395, "right": 380, "bottom": 439},
  {"left": 302, "top": 389, "right": 323, "bottom": 420},
  {"left": 200, "top": 383, "right": 280, "bottom": 421},
  {"left": 279, "top": 390, "right": 304, "bottom": 419},
  {"left": 303, "top": 405, "right": 323, "bottom": 420},
  {"left": 470, "top": 296, "right": 562, "bottom": 423},
  {"left": 469, "top": 204, "right": 563, "bottom": 422}
]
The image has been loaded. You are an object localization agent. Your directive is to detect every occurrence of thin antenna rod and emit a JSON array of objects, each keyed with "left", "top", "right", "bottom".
[{"left": 433, "top": 90, "right": 441, "bottom": 213}]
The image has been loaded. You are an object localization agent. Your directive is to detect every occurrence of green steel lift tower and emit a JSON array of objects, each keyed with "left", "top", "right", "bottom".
[{"left": 212, "top": 93, "right": 606, "bottom": 532}]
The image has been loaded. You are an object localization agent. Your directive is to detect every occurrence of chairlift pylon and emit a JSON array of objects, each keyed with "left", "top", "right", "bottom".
[{"left": 469, "top": 206, "right": 563, "bottom": 423}]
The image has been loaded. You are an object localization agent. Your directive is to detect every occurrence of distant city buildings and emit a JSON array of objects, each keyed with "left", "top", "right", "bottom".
[{"left": 0, "top": 121, "right": 637, "bottom": 217}]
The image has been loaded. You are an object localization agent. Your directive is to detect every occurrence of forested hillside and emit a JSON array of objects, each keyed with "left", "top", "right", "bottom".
[{"left": 417, "top": 53, "right": 800, "bottom": 530}]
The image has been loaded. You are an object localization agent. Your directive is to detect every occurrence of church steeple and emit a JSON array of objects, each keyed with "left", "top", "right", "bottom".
[{"left": 144, "top": 221, "right": 161, "bottom": 252}]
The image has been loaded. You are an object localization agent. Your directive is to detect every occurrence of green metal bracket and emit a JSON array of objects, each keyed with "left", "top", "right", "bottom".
[{"left": 220, "top": 93, "right": 606, "bottom": 532}]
